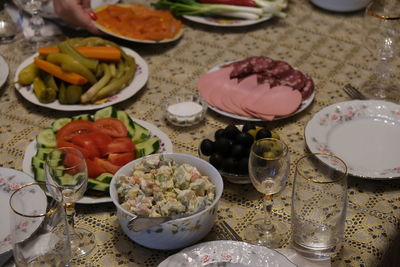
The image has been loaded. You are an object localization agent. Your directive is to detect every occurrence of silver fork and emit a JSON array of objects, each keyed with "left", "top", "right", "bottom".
[
  {"left": 343, "top": 84, "right": 369, "bottom": 100},
  {"left": 217, "top": 220, "right": 243, "bottom": 241}
]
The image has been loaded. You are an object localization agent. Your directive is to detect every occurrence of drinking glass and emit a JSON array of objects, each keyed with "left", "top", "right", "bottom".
[
  {"left": 15, "top": 0, "right": 49, "bottom": 48},
  {"left": 0, "top": 2, "right": 21, "bottom": 43},
  {"left": 362, "top": 0, "right": 400, "bottom": 102},
  {"left": 244, "top": 138, "right": 290, "bottom": 248},
  {"left": 45, "top": 147, "right": 96, "bottom": 257},
  {"left": 291, "top": 153, "right": 347, "bottom": 261},
  {"left": 9, "top": 182, "right": 71, "bottom": 266}
]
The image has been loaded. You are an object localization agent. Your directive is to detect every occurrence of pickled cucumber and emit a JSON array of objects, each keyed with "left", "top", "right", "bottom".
[
  {"left": 33, "top": 77, "right": 57, "bottom": 103},
  {"left": 18, "top": 63, "right": 39, "bottom": 85}
]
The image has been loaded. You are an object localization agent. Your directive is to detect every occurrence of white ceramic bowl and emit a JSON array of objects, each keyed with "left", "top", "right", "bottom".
[
  {"left": 310, "top": 0, "right": 370, "bottom": 12},
  {"left": 110, "top": 153, "right": 223, "bottom": 250}
]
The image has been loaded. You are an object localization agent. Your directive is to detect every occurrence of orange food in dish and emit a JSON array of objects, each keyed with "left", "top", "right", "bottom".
[{"left": 95, "top": 5, "right": 182, "bottom": 41}]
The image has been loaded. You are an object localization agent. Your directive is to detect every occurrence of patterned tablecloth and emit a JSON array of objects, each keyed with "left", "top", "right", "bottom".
[{"left": 1, "top": 0, "right": 400, "bottom": 266}]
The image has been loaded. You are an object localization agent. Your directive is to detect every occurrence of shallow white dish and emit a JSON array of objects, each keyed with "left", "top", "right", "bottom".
[
  {"left": 305, "top": 100, "right": 400, "bottom": 179},
  {"left": 158, "top": 240, "right": 296, "bottom": 266},
  {"left": 93, "top": 5, "right": 184, "bottom": 44},
  {"left": 183, "top": 14, "right": 273, "bottom": 27},
  {"left": 0, "top": 167, "right": 42, "bottom": 256},
  {"left": 310, "top": 0, "right": 370, "bottom": 12},
  {"left": 22, "top": 118, "right": 173, "bottom": 204},
  {"left": 0, "top": 55, "right": 9, "bottom": 88},
  {"left": 14, "top": 47, "right": 148, "bottom": 111},
  {"left": 204, "top": 62, "right": 315, "bottom": 122}
]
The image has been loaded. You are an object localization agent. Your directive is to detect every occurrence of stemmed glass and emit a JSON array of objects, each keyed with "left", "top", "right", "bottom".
[
  {"left": 45, "top": 147, "right": 96, "bottom": 257},
  {"left": 362, "top": 0, "right": 400, "bottom": 101},
  {"left": 244, "top": 138, "right": 290, "bottom": 248},
  {"left": 15, "top": 0, "right": 49, "bottom": 48}
]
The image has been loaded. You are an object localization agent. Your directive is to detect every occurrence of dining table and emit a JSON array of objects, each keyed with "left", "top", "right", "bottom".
[{"left": 1, "top": 0, "right": 400, "bottom": 266}]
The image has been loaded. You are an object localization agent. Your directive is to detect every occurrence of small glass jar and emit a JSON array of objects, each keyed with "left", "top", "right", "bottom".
[{"left": 164, "top": 93, "right": 208, "bottom": 127}]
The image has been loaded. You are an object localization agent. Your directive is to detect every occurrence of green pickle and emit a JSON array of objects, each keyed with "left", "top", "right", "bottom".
[
  {"left": 18, "top": 63, "right": 39, "bottom": 85},
  {"left": 42, "top": 73, "right": 58, "bottom": 92},
  {"left": 33, "top": 77, "right": 56, "bottom": 103},
  {"left": 65, "top": 85, "right": 82, "bottom": 104},
  {"left": 58, "top": 82, "right": 68, "bottom": 104}
]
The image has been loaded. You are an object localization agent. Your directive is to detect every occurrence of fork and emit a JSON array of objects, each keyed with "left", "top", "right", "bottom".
[
  {"left": 217, "top": 220, "right": 243, "bottom": 241},
  {"left": 343, "top": 84, "right": 369, "bottom": 100}
]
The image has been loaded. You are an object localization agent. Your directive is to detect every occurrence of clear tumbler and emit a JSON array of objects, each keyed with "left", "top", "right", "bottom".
[{"left": 291, "top": 153, "right": 347, "bottom": 260}]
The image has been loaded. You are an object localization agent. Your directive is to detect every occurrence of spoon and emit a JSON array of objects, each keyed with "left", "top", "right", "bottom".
[{"left": 127, "top": 202, "right": 206, "bottom": 232}]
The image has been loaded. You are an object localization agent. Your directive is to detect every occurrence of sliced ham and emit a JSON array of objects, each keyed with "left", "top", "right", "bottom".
[
  {"left": 240, "top": 83, "right": 272, "bottom": 119},
  {"left": 246, "top": 86, "right": 302, "bottom": 117}
]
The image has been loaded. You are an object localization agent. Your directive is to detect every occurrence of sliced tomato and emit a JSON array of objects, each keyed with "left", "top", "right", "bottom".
[
  {"left": 70, "top": 134, "right": 101, "bottom": 158},
  {"left": 93, "top": 157, "right": 120, "bottom": 174},
  {"left": 85, "top": 132, "right": 113, "bottom": 155},
  {"left": 108, "top": 152, "right": 135, "bottom": 166},
  {"left": 86, "top": 158, "right": 107, "bottom": 178},
  {"left": 57, "top": 140, "right": 96, "bottom": 159},
  {"left": 93, "top": 118, "right": 128, "bottom": 138},
  {"left": 104, "top": 137, "right": 135, "bottom": 154},
  {"left": 56, "top": 120, "right": 95, "bottom": 142}
]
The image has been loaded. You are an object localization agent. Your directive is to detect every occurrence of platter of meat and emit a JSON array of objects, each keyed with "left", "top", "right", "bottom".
[{"left": 197, "top": 56, "right": 315, "bottom": 121}]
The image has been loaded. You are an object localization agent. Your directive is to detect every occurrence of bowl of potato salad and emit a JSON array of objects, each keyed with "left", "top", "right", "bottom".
[{"left": 110, "top": 153, "right": 223, "bottom": 250}]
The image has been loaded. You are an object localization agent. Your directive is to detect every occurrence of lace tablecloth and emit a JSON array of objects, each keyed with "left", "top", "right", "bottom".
[{"left": 1, "top": 0, "right": 400, "bottom": 266}]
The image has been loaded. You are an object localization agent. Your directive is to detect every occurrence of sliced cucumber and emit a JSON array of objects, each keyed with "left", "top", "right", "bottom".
[
  {"left": 59, "top": 173, "right": 75, "bottom": 186},
  {"left": 96, "top": 173, "right": 113, "bottom": 183},
  {"left": 32, "top": 156, "right": 45, "bottom": 169},
  {"left": 33, "top": 166, "right": 45, "bottom": 182},
  {"left": 132, "top": 121, "right": 150, "bottom": 143},
  {"left": 87, "top": 178, "right": 110, "bottom": 192},
  {"left": 52, "top": 118, "right": 72, "bottom": 133},
  {"left": 36, "top": 147, "right": 54, "bottom": 160},
  {"left": 136, "top": 137, "right": 160, "bottom": 157},
  {"left": 117, "top": 110, "right": 135, "bottom": 138},
  {"left": 72, "top": 114, "right": 93, "bottom": 121},
  {"left": 37, "top": 128, "right": 56, "bottom": 148},
  {"left": 94, "top": 106, "right": 118, "bottom": 120}
]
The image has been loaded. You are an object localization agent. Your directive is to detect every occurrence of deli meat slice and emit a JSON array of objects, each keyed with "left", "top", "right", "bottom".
[
  {"left": 240, "top": 83, "right": 273, "bottom": 119},
  {"left": 280, "top": 70, "right": 306, "bottom": 91},
  {"left": 197, "top": 66, "right": 234, "bottom": 105},
  {"left": 246, "top": 86, "right": 302, "bottom": 117},
  {"left": 299, "top": 75, "right": 314, "bottom": 100}
]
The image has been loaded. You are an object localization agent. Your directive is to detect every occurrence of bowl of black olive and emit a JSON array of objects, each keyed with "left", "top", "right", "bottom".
[{"left": 198, "top": 123, "right": 280, "bottom": 184}]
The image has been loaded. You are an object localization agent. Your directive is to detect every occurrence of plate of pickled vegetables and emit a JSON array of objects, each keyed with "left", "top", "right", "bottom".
[
  {"left": 14, "top": 37, "right": 149, "bottom": 111},
  {"left": 93, "top": 4, "right": 183, "bottom": 43}
]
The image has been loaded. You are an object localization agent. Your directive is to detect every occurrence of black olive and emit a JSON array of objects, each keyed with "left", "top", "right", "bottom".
[
  {"left": 210, "top": 153, "right": 223, "bottom": 169},
  {"left": 214, "top": 137, "right": 231, "bottom": 156},
  {"left": 214, "top": 129, "right": 226, "bottom": 140},
  {"left": 242, "top": 123, "right": 256, "bottom": 133},
  {"left": 200, "top": 139, "right": 215, "bottom": 156},
  {"left": 224, "top": 124, "right": 241, "bottom": 140},
  {"left": 235, "top": 132, "right": 254, "bottom": 148},
  {"left": 231, "top": 144, "right": 244, "bottom": 159},
  {"left": 238, "top": 157, "right": 249, "bottom": 174},
  {"left": 256, "top": 127, "right": 272, "bottom": 140},
  {"left": 222, "top": 157, "right": 238, "bottom": 173}
]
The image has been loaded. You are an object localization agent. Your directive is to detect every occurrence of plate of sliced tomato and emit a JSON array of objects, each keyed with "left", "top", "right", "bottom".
[{"left": 22, "top": 111, "right": 173, "bottom": 204}]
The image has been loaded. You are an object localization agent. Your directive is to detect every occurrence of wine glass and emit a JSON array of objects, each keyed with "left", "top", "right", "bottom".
[
  {"left": 9, "top": 182, "right": 71, "bottom": 266},
  {"left": 45, "top": 147, "right": 96, "bottom": 257},
  {"left": 15, "top": 0, "right": 50, "bottom": 48},
  {"left": 362, "top": 0, "right": 400, "bottom": 102},
  {"left": 244, "top": 138, "right": 290, "bottom": 248}
]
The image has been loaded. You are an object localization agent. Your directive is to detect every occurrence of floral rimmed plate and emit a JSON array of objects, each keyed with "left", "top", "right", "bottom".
[
  {"left": 14, "top": 47, "right": 148, "bottom": 111},
  {"left": 158, "top": 240, "right": 296, "bottom": 267},
  {"left": 0, "top": 168, "right": 43, "bottom": 256},
  {"left": 305, "top": 100, "right": 400, "bottom": 179}
]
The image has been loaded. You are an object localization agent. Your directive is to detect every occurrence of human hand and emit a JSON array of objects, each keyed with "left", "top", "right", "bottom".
[{"left": 53, "top": 0, "right": 101, "bottom": 34}]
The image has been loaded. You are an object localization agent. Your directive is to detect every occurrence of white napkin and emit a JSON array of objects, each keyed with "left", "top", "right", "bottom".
[{"left": 277, "top": 248, "right": 331, "bottom": 267}]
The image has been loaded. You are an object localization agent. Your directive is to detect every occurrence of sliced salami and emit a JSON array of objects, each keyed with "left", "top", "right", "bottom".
[
  {"left": 299, "top": 75, "right": 315, "bottom": 100},
  {"left": 268, "top": 61, "right": 294, "bottom": 78},
  {"left": 279, "top": 70, "right": 306, "bottom": 91}
]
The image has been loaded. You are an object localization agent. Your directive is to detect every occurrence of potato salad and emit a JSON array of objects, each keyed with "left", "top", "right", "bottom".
[{"left": 116, "top": 155, "right": 215, "bottom": 217}]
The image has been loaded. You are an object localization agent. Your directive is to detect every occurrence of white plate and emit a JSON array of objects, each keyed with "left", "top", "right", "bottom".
[
  {"left": 0, "top": 55, "right": 9, "bottom": 88},
  {"left": 93, "top": 5, "right": 184, "bottom": 44},
  {"left": 183, "top": 14, "right": 273, "bottom": 27},
  {"left": 38, "top": 0, "right": 120, "bottom": 19},
  {"left": 203, "top": 62, "right": 315, "bottom": 122},
  {"left": 14, "top": 47, "right": 149, "bottom": 111},
  {"left": 158, "top": 240, "right": 296, "bottom": 267},
  {"left": 22, "top": 118, "right": 173, "bottom": 204},
  {"left": 305, "top": 100, "right": 400, "bottom": 179},
  {"left": 0, "top": 167, "right": 39, "bottom": 255}
]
